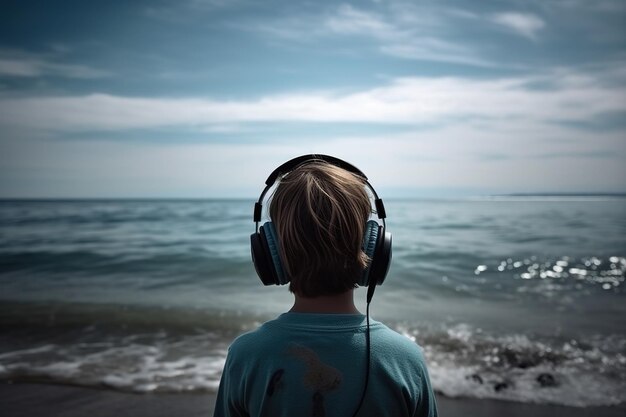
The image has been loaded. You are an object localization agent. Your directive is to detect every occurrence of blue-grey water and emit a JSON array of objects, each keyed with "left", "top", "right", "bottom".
[{"left": 0, "top": 198, "right": 625, "bottom": 406}]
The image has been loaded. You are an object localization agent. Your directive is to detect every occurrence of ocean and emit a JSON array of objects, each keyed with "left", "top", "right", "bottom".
[{"left": 0, "top": 198, "right": 624, "bottom": 407}]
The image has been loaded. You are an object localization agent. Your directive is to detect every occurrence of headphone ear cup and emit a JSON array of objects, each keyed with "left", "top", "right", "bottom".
[
  {"left": 251, "top": 231, "right": 278, "bottom": 285},
  {"left": 261, "top": 222, "right": 288, "bottom": 284},
  {"left": 250, "top": 222, "right": 286, "bottom": 285},
  {"left": 370, "top": 228, "right": 392, "bottom": 286},
  {"left": 360, "top": 220, "right": 380, "bottom": 286}
]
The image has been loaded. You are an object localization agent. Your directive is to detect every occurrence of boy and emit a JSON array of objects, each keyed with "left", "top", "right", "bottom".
[{"left": 214, "top": 156, "right": 438, "bottom": 417}]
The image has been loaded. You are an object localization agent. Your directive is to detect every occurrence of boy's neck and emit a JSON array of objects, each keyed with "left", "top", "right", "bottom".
[{"left": 289, "top": 290, "right": 360, "bottom": 314}]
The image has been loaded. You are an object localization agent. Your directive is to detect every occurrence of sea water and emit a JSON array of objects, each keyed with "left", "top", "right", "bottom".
[{"left": 0, "top": 198, "right": 625, "bottom": 406}]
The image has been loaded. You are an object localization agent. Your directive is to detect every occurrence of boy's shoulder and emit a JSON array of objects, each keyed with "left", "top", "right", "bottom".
[
  {"left": 370, "top": 321, "right": 428, "bottom": 361},
  {"left": 228, "top": 314, "right": 427, "bottom": 363},
  {"left": 226, "top": 316, "right": 286, "bottom": 355}
]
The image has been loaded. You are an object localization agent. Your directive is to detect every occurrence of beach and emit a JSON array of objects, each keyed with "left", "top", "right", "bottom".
[{"left": 2, "top": 381, "right": 625, "bottom": 417}]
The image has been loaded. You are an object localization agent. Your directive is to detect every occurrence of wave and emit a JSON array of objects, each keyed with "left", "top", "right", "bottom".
[
  {"left": 0, "top": 199, "right": 251, "bottom": 225},
  {"left": 0, "top": 250, "right": 250, "bottom": 279},
  {"left": 0, "top": 335, "right": 228, "bottom": 394}
]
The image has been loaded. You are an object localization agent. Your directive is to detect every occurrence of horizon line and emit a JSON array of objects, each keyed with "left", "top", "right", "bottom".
[{"left": 1, "top": 192, "right": 625, "bottom": 201}]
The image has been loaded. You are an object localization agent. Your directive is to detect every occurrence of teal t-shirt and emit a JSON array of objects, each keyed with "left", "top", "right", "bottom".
[{"left": 214, "top": 312, "right": 438, "bottom": 417}]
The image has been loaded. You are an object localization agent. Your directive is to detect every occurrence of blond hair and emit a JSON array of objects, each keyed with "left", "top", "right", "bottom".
[{"left": 269, "top": 161, "right": 372, "bottom": 297}]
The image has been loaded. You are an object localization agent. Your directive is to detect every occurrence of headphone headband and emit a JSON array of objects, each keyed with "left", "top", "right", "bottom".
[
  {"left": 254, "top": 154, "right": 386, "bottom": 224},
  {"left": 264, "top": 154, "right": 367, "bottom": 186}
]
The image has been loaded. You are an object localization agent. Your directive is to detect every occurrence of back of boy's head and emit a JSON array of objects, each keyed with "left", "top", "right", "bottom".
[{"left": 269, "top": 161, "right": 372, "bottom": 297}]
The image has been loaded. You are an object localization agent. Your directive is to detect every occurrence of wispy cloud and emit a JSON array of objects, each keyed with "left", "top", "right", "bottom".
[
  {"left": 0, "top": 50, "right": 110, "bottom": 79},
  {"left": 325, "top": 4, "right": 397, "bottom": 37},
  {"left": 325, "top": 4, "right": 492, "bottom": 66},
  {"left": 245, "top": 3, "right": 493, "bottom": 67},
  {"left": 491, "top": 12, "right": 546, "bottom": 40},
  {"left": 551, "top": 0, "right": 626, "bottom": 13},
  {"left": 379, "top": 41, "right": 497, "bottom": 68}
]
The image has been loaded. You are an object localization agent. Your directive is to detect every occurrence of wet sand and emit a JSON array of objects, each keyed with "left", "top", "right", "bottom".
[{"left": 2, "top": 381, "right": 625, "bottom": 417}]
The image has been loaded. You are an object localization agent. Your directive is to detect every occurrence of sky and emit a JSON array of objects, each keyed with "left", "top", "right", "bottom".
[{"left": 0, "top": 0, "right": 625, "bottom": 198}]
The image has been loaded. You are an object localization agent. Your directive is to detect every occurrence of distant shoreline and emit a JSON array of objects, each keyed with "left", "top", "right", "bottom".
[{"left": 497, "top": 192, "right": 626, "bottom": 197}]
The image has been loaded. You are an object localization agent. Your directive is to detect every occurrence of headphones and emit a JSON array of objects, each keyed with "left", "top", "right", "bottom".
[{"left": 250, "top": 154, "right": 392, "bottom": 289}]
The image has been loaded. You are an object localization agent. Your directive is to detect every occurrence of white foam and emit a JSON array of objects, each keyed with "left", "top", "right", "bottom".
[
  {"left": 418, "top": 323, "right": 626, "bottom": 407},
  {"left": 0, "top": 331, "right": 230, "bottom": 393},
  {"left": 0, "top": 344, "right": 56, "bottom": 360},
  {"left": 428, "top": 361, "right": 626, "bottom": 407}
]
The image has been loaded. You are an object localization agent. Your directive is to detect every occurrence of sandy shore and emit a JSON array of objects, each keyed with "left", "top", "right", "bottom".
[{"left": 2, "top": 381, "right": 625, "bottom": 417}]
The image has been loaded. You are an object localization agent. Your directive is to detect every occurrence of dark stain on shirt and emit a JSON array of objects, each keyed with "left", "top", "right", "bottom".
[
  {"left": 266, "top": 369, "right": 285, "bottom": 397},
  {"left": 312, "top": 391, "right": 325, "bottom": 417}
]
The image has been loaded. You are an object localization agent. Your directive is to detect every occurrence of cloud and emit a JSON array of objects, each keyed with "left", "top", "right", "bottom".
[
  {"left": 244, "top": 3, "right": 492, "bottom": 67},
  {"left": 0, "top": 50, "right": 110, "bottom": 79},
  {"left": 325, "top": 4, "right": 491, "bottom": 66},
  {"left": 551, "top": 0, "right": 626, "bottom": 13},
  {"left": 325, "top": 4, "right": 397, "bottom": 37},
  {"left": 491, "top": 12, "right": 546, "bottom": 39},
  {"left": 0, "top": 67, "right": 623, "bottom": 132},
  {"left": 379, "top": 40, "right": 497, "bottom": 68}
]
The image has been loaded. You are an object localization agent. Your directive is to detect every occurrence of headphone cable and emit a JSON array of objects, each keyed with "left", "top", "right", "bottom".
[{"left": 351, "top": 284, "right": 376, "bottom": 417}]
